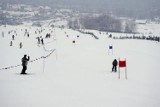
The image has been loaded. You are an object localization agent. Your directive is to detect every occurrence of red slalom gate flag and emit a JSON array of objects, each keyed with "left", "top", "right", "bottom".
[{"left": 119, "top": 60, "right": 126, "bottom": 67}]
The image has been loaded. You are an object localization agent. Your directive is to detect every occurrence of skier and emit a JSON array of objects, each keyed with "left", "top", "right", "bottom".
[
  {"left": 41, "top": 38, "right": 44, "bottom": 45},
  {"left": 10, "top": 41, "right": 13, "bottom": 46},
  {"left": 19, "top": 42, "right": 22, "bottom": 49},
  {"left": 112, "top": 59, "right": 118, "bottom": 72},
  {"left": 36, "top": 37, "right": 40, "bottom": 44},
  {"left": 2, "top": 32, "right": 4, "bottom": 38},
  {"left": 109, "top": 34, "right": 112, "bottom": 38},
  {"left": 21, "top": 54, "right": 30, "bottom": 74},
  {"left": 12, "top": 35, "right": 15, "bottom": 40}
]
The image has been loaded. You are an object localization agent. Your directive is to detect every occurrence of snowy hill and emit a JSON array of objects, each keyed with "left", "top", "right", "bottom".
[
  {"left": 0, "top": 24, "right": 160, "bottom": 107},
  {"left": 137, "top": 22, "right": 160, "bottom": 35}
]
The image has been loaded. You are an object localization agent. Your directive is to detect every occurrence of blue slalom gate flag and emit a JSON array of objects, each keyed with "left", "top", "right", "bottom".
[
  {"left": 109, "top": 45, "right": 113, "bottom": 49},
  {"left": 108, "top": 45, "right": 113, "bottom": 55}
]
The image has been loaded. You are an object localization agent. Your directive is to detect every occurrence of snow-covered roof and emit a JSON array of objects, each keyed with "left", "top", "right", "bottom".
[{"left": 135, "top": 20, "right": 147, "bottom": 24}]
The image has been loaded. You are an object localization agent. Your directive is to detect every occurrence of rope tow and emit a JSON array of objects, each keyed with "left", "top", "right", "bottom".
[{"left": 0, "top": 45, "right": 56, "bottom": 71}]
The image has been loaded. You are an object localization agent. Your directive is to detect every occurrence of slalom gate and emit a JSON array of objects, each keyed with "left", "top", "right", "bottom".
[{"left": 118, "top": 58, "right": 127, "bottom": 80}]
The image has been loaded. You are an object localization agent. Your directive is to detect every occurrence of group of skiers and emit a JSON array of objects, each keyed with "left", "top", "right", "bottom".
[
  {"left": 2, "top": 28, "right": 119, "bottom": 75},
  {"left": 7, "top": 29, "right": 30, "bottom": 48},
  {"left": 10, "top": 41, "right": 23, "bottom": 49},
  {"left": 9, "top": 28, "right": 48, "bottom": 49},
  {"left": 20, "top": 30, "right": 55, "bottom": 74},
  {"left": 9, "top": 34, "right": 23, "bottom": 48},
  {"left": 36, "top": 36, "right": 44, "bottom": 45}
]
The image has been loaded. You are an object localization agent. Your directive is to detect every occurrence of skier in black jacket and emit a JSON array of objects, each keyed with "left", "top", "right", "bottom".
[
  {"left": 21, "top": 54, "right": 30, "bottom": 74},
  {"left": 112, "top": 59, "right": 118, "bottom": 72}
]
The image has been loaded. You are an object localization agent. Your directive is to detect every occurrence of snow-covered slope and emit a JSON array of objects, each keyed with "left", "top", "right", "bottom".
[
  {"left": 0, "top": 24, "right": 160, "bottom": 107},
  {"left": 137, "top": 22, "right": 160, "bottom": 35}
]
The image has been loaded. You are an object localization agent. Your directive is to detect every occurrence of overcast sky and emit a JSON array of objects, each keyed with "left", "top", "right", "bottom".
[{"left": 1, "top": 0, "right": 159, "bottom": 7}]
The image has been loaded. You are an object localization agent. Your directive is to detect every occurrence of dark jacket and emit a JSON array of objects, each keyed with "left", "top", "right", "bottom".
[
  {"left": 112, "top": 59, "right": 118, "bottom": 66},
  {"left": 22, "top": 56, "right": 30, "bottom": 66}
]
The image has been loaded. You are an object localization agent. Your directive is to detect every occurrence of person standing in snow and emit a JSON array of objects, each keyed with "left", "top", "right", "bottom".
[
  {"left": 2, "top": 31, "right": 4, "bottom": 38},
  {"left": 21, "top": 54, "right": 30, "bottom": 74},
  {"left": 109, "top": 34, "right": 112, "bottom": 38},
  {"left": 36, "top": 37, "right": 40, "bottom": 44},
  {"left": 12, "top": 35, "right": 15, "bottom": 40},
  {"left": 41, "top": 38, "right": 44, "bottom": 45},
  {"left": 10, "top": 41, "right": 13, "bottom": 46},
  {"left": 27, "top": 33, "right": 29, "bottom": 38},
  {"left": 112, "top": 59, "right": 118, "bottom": 72},
  {"left": 19, "top": 42, "right": 22, "bottom": 49}
]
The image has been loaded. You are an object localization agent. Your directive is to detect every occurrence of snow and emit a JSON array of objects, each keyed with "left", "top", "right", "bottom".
[
  {"left": 136, "top": 23, "right": 160, "bottom": 35},
  {"left": 0, "top": 23, "right": 160, "bottom": 107}
]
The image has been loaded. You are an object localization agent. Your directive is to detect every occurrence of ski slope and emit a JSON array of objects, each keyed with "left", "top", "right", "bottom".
[{"left": 0, "top": 24, "right": 160, "bottom": 107}]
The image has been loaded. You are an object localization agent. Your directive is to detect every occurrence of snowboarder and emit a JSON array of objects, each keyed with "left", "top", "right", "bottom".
[
  {"left": 112, "top": 59, "right": 118, "bottom": 72},
  {"left": 21, "top": 54, "right": 30, "bottom": 74}
]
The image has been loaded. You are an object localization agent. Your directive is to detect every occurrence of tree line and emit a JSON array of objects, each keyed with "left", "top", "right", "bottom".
[
  {"left": 68, "top": 14, "right": 136, "bottom": 33},
  {"left": 113, "top": 34, "right": 160, "bottom": 42}
]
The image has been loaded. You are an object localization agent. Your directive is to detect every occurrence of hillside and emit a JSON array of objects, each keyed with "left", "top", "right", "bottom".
[{"left": 0, "top": 23, "right": 160, "bottom": 107}]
